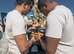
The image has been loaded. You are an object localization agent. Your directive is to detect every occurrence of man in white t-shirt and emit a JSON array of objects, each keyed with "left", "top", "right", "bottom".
[
  {"left": 38, "top": 0, "right": 74, "bottom": 54},
  {"left": 5, "top": 0, "right": 36, "bottom": 54}
]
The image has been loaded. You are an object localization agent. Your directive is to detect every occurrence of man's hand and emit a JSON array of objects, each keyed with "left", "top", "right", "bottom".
[
  {"left": 31, "top": 32, "right": 43, "bottom": 40},
  {"left": 30, "top": 35, "right": 36, "bottom": 43},
  {"left": 36, "top": 33, "right": 43, "bottom": 40}
]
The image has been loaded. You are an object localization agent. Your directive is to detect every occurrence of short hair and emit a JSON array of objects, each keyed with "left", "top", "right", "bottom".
[
  {"left": 38, "top": 0, "right": 54, "bottom": 11},
  {"left": 16, "top": 0, "right": 34, "bottom": 5}
]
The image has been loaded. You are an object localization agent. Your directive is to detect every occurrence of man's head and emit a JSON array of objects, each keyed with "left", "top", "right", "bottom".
[
  {"left": 38, "top": 0, "right": 58, "bottom": 15},
  {"left": 16, "top": 0, "right": 34, "bottom": 15}
]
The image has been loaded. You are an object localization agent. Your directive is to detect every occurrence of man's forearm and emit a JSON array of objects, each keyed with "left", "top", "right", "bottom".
[
  {"left": 46, "top": 37, "right": 60, "bottom": 54},
  {"left": 21, "top": 40, "right": 33, "bottom": 54},
  {"left": 14, "top": 34, "right": 35, "bottom": 54}
]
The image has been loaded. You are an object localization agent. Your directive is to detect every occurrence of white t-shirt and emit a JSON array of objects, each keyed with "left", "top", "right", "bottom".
[
  {"left": 45, "top": 5, "right": 74, "bottom": 54},
  {"left": 5, "top": 10, "right": 26, "bottom": 54}
]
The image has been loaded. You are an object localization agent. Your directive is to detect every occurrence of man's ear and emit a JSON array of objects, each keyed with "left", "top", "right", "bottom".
[
  {"left": 23, "top": 2, "right": 27, "bottom": 6},
  {"left": 22, "top": 2, "right": 27, "bottom": 9},
  {"left": 43, "top": 2, "right": 48, "bottom": 8}
]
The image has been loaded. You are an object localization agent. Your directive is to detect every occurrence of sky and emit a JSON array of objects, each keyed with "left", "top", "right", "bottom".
[{"left": 0, "top": 0, "right": 74, "bottom": 20}]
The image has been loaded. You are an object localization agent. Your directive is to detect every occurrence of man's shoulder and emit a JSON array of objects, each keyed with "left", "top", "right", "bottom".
[
  {"left": 53, "top": 5, "right": 71, "bottom": 14},
  {"left": 7, "top": 10, "right": 19, "bottom": 16},
  {"left": 7, "top": 10, "right": 23, "bottom": 20},
  {"left": 49, "top": 5, "right": 72, "bottom": 17}
]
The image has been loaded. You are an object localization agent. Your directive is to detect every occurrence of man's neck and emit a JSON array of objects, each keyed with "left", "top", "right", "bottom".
[
  {"left": 15, "top": 6, "right": 23, "bottom": 14},
  {"left": 48, "top": 1, "right": 58, "bottom": 12}
]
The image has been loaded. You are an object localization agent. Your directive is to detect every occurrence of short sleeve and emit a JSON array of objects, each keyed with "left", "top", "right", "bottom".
[
  {"left": 45, "top": 13, "right": 64, "bottom": 38},
  {"left": 12, "top": 17, "right": 26, "bottom": 36}
]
